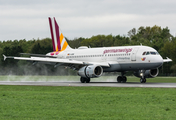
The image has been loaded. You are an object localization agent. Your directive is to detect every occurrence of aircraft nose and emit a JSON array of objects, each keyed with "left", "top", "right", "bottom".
[
  {"left": 149, "top": 55, "right": 163, "bottom": 68},
  {"left": 155, "top": 55, "right": 163, "bottom": 67}
]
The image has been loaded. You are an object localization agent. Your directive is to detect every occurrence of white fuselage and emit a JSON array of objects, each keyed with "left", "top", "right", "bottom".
[{"left": 47, "top": 45, "right": 163, "bottom": 72}]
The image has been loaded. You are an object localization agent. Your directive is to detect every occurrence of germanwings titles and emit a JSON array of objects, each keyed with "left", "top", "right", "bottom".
[{"left": 3, "top": 17, "right": 172, "bottom": 83}]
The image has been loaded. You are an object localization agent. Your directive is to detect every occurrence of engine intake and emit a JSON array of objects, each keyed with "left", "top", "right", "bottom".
[
  {"left": 77, "top": 65, "right": 103, "bottom": 78},
  {"left": 133, "top": 68, "right": 159, "bottom": 78}
]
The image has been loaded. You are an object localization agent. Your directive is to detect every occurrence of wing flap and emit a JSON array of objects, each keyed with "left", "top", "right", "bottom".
[{"left": 20, "top": 53, "right": 57, "bottom": 58}]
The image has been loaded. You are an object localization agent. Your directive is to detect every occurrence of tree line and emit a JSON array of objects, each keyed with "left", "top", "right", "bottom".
[{"left": 0, "top": 25, "right": 175, "bottom": 75}]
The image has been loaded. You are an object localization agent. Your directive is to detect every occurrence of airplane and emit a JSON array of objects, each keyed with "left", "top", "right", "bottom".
[{"left": 3, "top": 17, "right": 172, "bottom": 83}]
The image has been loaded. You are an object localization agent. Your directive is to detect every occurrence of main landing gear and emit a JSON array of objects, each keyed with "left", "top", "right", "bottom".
[
  {"left": 80, "top": 77, "right": 90, "bottom": 83},
  {"left": 117, "top": 76, "right": 127, "bottom": 83},
  {"left": 117, "top": 72, "right": 127, "bottom": 83}
]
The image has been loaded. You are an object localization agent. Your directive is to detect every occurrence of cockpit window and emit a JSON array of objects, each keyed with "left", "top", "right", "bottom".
[
  {"left": 142, "top": 52, "right": 146, "bottom": 55},
  {"left": 146, "top": 52, "right": 150, "bottom": 55},
  {"left": 150, "top": 52, "right": 156, "bottom": 55},
  {"left": 142, "top": 51, "right": 159, "bottom": 55}
]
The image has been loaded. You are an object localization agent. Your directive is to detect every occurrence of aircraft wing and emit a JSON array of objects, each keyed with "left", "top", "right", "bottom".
[
  {"left": 163, "top": 57, "right": 172, "bottom": 62},
  {"left": 3, "top": 55, "right": 110, "bottom": 68},
  {"left": 20, "top": 53, "right": 57, "bottom": 58}
]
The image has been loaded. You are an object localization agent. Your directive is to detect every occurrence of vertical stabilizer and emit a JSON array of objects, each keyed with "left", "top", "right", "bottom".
[{"left": 48, "top": 17, "right": 71, "bottom": 52}]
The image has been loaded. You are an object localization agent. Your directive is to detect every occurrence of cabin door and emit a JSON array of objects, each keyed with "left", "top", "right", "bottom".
[{"left": 131, "top": 48, "right": 139, "bottom": 61}]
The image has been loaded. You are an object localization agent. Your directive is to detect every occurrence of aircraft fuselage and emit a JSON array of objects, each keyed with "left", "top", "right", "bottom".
[{"left": 47, "top": 45, "right": 163, "bottom": 72}]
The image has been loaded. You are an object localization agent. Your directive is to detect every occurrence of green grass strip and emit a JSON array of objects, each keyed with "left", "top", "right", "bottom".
[{"left": 0, "top": 86, "right": 176, "bottom": 119}]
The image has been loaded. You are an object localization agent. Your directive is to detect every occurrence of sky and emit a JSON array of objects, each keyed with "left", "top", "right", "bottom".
[{"left": 0, "top": 0, "right": 176, "bottom": 41}]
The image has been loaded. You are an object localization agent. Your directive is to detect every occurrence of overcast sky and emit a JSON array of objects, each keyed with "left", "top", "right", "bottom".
[{"left": 0, "top": 0, "right": 176, "bottom": 41}]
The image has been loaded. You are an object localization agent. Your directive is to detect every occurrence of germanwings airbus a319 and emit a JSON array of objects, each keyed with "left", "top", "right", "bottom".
[{"left": 4, "top": 17, "right": 172, "bottom": 83}]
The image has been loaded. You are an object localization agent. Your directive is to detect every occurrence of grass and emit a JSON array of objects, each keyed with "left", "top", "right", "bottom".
[
  {"left": 0, "top": 76, "right": 176, "bottom": 119},
  {"left": 0, "top": 86, "right": 176, "bottom": 119}
]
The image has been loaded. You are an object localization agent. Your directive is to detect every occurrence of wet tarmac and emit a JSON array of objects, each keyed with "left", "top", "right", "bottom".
[{"left": 0, "top": 81, "right": 176, "bottom": 88}]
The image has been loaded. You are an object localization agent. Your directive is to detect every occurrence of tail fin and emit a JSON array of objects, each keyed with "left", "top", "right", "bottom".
[{"left": 48, "top": 17, "right": 71, "bottom": 52}]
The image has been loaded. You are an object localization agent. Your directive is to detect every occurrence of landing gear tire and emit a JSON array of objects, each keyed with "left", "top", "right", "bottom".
[
  {"left": 80, "top": 77, "right": 90, "bottom": 83},
  {"left": 117, "top": 76, "right": 122, "bottom": 83},
  {"left": 80, "top": 77, "right": 85, "bottom": 83},
  {"left": 122, "top": 76, "right": 127, "bottom": 83},
  {"left": 85, "top": 78, "right": 90, "bottom": 83},
  {"left": 140, "top": 78, "right": 146, "bottom": 83},
  {"left": 117, "top": 76, "right": 127, "bottom": 83}
]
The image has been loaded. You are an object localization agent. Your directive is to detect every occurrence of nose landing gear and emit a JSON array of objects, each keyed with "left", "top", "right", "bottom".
[
  {"left": 140, "top": 78, "right": 146, "bottom": 83},
  {"left": 140, "top": 70, "right": 146, "bottom": 83}
]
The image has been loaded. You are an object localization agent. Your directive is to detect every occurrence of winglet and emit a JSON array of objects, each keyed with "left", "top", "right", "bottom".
[
  {"left": 3, "top": 54, "right": 6, "bottom": 61},
  {"left": 163, "top": 57, "right": 172, "bottom": 62},
  {"left": 3, "top": 54, "right": 14, "bottom": 61}
]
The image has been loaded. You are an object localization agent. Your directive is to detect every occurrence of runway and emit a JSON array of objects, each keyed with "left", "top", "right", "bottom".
[{"left": 0, "top": 81, "right": 176, "bottom": 88}]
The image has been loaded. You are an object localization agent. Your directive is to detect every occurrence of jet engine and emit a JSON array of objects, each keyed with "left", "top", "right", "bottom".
[
  {"left": 133, "top": 68, "right": 159, "bottom": 78},
  {"left": 77, "top": 65, "right": 103, "bottom": 78}
]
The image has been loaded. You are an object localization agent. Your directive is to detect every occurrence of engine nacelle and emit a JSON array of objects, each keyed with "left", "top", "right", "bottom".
[
  {"left": 133, "top": 68, "right": 159, "bottom": 78},
  {"left": 77, "top": 65, "right": 103, "bottom": 78}
]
